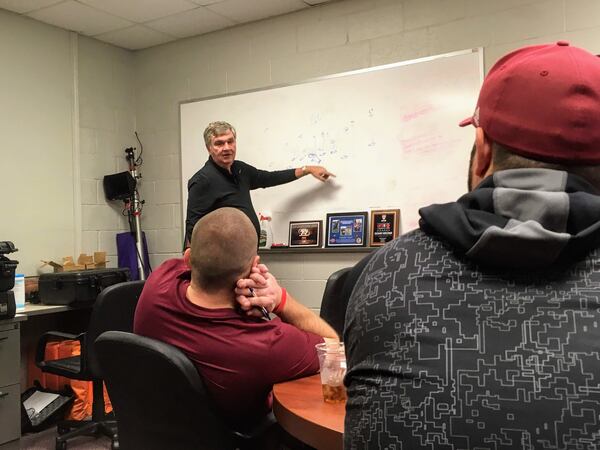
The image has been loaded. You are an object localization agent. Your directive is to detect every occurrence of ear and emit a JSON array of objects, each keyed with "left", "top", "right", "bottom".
[
  {"left": 250, "top": 255, "right": 259, "bottom": 273},
  {"left": 240, "top": 255, "right": 260, "bottom": 279},
  {"left": 183, "top": 248, "right": 192, "bottom": 268},
  {"left": 470, "top": 127, "right": 494, "bottom": 189}
]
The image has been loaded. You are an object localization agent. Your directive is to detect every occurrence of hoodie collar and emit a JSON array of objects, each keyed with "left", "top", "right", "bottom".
[{"left": 419, "top": 169, "right": 600, "bottom": 269}]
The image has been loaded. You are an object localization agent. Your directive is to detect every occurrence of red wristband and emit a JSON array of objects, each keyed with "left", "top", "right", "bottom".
[{"left": 273, "top": 288, "right": 287, "bottom": 315}]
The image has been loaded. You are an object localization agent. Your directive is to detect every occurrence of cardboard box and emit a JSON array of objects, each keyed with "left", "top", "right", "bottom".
[{"left": 41, "top": 252, "right": 107, "bottom": 272}]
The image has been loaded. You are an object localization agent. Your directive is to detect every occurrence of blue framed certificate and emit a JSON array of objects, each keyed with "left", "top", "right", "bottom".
[{"left": 325, "top": 212, "right": 368, "bottom": 247}]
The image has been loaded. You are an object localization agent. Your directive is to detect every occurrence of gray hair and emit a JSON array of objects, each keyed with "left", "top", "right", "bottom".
[{"left": 203, "top": 121, "right": 236, "bottom": 148}]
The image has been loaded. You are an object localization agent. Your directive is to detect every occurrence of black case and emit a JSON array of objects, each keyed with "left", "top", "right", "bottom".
[{"left": 39, "top": 268, "right": 130, "bottom": 306}]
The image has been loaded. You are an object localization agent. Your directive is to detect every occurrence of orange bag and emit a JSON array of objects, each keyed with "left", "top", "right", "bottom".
[
  {"left": 66, "top": 341, "right": 112, "bottom": 420},
  {"left": 29, "top": 339, "right": 112, "bottom": 420},
  {"left": 26, "top": 341, "right": 72, "bottom": 392}
]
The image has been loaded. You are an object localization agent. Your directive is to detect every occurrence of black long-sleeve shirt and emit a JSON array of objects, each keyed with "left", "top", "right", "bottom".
[{"left": 185, "top": 157, "right": 296, "bottom": 243}]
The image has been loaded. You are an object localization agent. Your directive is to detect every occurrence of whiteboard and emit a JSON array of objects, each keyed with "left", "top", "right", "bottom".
[{"left": 180, "top": 49, "right": 483, "bottom": 244}]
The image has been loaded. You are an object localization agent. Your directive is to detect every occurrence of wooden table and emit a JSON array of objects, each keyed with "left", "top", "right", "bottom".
[{"left": 273, "top": 374, "right": 345, "bottom": 450}]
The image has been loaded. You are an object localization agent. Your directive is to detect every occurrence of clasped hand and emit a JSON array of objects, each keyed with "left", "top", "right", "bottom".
[{"left": 235, "top": 264, "right": 282, "bottom": 317}]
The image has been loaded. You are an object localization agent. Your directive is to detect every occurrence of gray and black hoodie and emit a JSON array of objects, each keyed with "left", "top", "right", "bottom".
[{"left": 344, "top": 168, "right": 600, "bottom": 450}]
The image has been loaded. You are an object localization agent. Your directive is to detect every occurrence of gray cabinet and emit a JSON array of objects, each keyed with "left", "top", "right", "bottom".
[{"left": 0, "top": 322, "right": 20, "bottom": 448}]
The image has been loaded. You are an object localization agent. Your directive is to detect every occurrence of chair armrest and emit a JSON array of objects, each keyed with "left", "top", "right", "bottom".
[{"left": 35, "top": 331, "right": 84, "bottom": 366}]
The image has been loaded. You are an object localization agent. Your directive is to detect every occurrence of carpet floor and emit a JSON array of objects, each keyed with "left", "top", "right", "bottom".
[{"left": 21, "top": 427, "right": 111, "bottom": 450}]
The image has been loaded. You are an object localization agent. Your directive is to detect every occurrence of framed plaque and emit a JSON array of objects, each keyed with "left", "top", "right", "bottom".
[
  {"left": 325, "top": 212, "right": 368, "bottom": 247},
  {"left": 369, "top": 209, "right": 400, "bottom": 246},
  {"left": 289, "top": 221, "right": 323, "bottom": 248}
]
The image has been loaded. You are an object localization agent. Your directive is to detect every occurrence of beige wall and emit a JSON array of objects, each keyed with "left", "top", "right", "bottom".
[
  {"left": 0, "top": 10, "right": 75, "bottom": 275},
  {"left": 132, "top": 0, "right": 600, "bottom": 310},
  {"left": 1, "top": 10, "right": 137, "bottom": 275}
]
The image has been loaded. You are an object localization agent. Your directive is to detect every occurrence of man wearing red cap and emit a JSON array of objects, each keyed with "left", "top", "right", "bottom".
[{"left": 344, "top": 42, "right": 600, "bottom": 449}]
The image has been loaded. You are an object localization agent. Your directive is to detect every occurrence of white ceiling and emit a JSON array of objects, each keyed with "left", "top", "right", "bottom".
[{"left": 0, "top": 0, "right": 334, "bottom": 50}]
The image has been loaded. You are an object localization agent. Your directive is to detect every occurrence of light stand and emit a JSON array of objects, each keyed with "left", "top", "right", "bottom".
[{"left": 125, "top": 147, "right": 146, "bottom": 281}]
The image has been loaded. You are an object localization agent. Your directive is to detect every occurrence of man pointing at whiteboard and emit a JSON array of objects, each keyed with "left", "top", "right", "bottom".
[{"left": 184, "top": 121, "right": 334, "bottom": 245}]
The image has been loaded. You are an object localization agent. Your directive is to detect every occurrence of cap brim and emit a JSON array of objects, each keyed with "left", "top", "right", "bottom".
[{"left": 459, "top": 117, "right": 473, "bottom": 127}]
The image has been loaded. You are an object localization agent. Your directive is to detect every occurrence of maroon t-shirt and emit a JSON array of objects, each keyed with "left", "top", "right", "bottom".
[{"left": 133, "top": 258, "right": 323, "bottom": 427}]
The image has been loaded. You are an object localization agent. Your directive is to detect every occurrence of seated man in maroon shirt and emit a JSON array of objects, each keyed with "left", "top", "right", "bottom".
[{"left": 133, "top": 207, "right": 338, "bottom": 433}]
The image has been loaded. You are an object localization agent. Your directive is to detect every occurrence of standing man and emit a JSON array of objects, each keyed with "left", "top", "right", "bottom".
[
  {"left": 184, "top": 121, "right": 334, "bottom": 244},
  {"left": 344, "top": 42, "right": 600, "bottom": 448}
]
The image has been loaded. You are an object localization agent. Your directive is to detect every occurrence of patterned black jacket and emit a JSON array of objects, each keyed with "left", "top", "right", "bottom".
[{"left": 344, "top": 169, "right": 600, "bottom": 449}]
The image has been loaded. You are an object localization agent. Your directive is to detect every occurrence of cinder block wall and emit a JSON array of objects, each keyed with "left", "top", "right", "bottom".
[
  {"left": 130, "top": 0, "right": 600, "bottom": 310},
  {"left": 78, "top": 36, "right": 137, "bottom": 268}
]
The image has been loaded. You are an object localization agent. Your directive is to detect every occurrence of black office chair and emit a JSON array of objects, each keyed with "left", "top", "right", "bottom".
[
  {"left": 319, "top": 267, "right": 352, "bottom": 336},
  {"left": 35, "top": 280, "right": 145, "bottom": 450},
  {"left": 95, "top": 330, "right": 277, "bottom": 450}
]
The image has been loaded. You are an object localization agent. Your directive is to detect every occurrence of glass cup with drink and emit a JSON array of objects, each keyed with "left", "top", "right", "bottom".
[{"left": 315, "top": 341, "right": 347, "bottom": 403}]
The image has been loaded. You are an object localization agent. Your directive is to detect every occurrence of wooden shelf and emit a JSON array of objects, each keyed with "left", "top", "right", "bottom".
[{"left": 259, "top": 247, "right": 373, "bottom": 255}]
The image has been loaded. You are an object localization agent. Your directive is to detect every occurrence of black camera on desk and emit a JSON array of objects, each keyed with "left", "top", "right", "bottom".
[{"left": 0, "top": 241, "right": 19, "bottom": 319}]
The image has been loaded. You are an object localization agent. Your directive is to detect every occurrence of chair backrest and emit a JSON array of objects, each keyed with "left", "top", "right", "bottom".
[
  {"left": 95, "top": 330, "right": 237, "bottom": 450},
  {"left": 319, "top": 267, "right": 352, "bottom": 336},
  {"left": 85, "top": 280, "right": 145, "bottom": 377}
]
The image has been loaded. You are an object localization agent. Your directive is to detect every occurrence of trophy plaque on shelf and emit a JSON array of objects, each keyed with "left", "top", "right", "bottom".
[
  {"left": 325, "top": 212, "right": 368, "bottom": 248},
  {"left": 289, "top": 221, "right": 323, "bottom": 248},
  {"left": 369, "top": 209, "right": 400, "bottom": 246}
]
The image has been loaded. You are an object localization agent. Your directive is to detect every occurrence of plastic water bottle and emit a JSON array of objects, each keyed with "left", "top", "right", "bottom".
[
  {"left": 12, "top": 273, "right": 25, "bottom": 311},
  {"left": 258, "top": 214, "right": 273, "bottom": 249}
]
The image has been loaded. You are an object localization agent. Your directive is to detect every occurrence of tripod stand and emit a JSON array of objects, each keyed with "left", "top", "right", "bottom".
[{"left": 125, "top": 147, "right": 146, "bottom": 281}]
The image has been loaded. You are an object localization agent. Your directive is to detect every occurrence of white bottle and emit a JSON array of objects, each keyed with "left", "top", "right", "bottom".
[
  {"left": 258, "top": 214, "right": 273, "bottom": 249},
  {"left": 12, "top": 273, "right": 25, "bottom": 311}
]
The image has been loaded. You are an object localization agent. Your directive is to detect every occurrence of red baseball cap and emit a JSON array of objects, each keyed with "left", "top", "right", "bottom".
[{"left": 460, "top": 41, "right": 600, "bottom": 164}]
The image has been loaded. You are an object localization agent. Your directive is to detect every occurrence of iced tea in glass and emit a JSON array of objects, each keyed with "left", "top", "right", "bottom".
[{"left": 315, "top": 342, "right": 347, "bottom": 403}]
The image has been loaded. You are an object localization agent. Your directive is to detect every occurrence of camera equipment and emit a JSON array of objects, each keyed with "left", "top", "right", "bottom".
[
  {"left": 103, "top": 172, "right": 136, "bottom": 201},
  {"left": 0, "top": 241, "right": 18, "bottom": 291},
  {"left": 0, "top": 241, "right": 18, "bottom": 255},
  {"left": 0, "top": 241, "right": 18, "bottom": 319},
  {"left": 102, "top": 141, "right": 148, "bottom": 281}
]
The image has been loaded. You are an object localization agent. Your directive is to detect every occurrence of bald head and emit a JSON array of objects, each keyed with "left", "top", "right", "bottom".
[{"left": 189, "top": 208, "right": 257, "bottom": 292}]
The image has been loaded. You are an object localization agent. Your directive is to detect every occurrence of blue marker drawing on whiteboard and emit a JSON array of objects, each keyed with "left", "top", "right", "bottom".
[
  {"left": 368, "top": 108, "right": 374, "bottom": 117},
  {"left": 307, "top": 153, "right": 321, "bottom": 164}
]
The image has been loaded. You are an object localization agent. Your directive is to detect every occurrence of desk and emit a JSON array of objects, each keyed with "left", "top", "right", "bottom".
[
  {"left": 273, "top": 374, "right": 345, "bottom": 450},
  {"left": 19, "top": 303, "right": 73, "bottom": 317}
]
